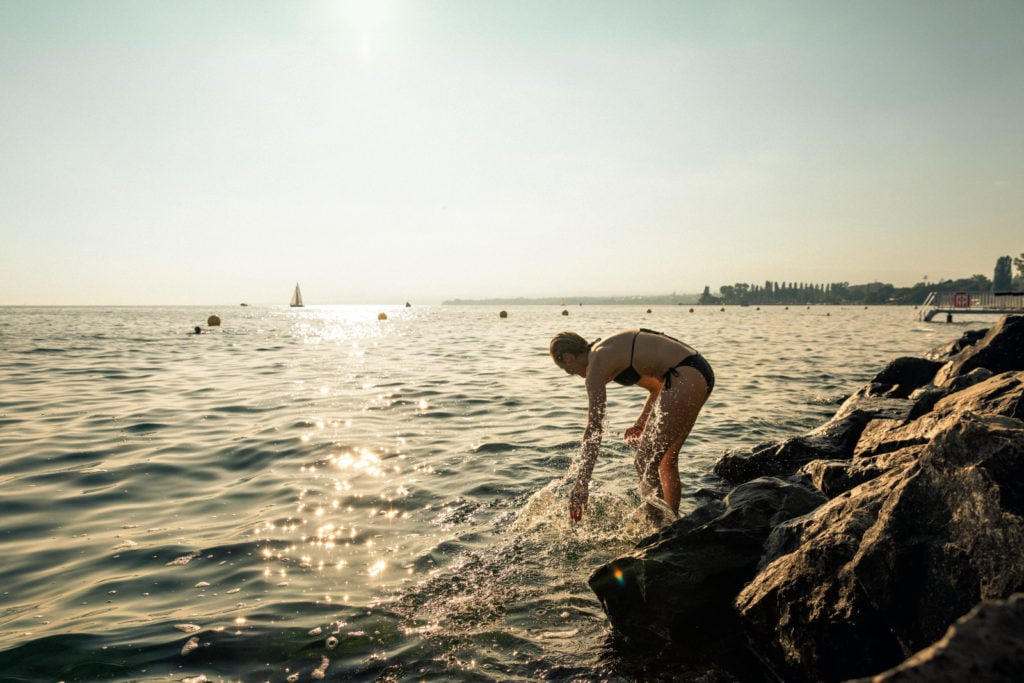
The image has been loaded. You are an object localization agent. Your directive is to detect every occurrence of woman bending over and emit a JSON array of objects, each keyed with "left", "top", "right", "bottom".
[{"left": 549, "top": 328, "right": 714, "bottom": 522}]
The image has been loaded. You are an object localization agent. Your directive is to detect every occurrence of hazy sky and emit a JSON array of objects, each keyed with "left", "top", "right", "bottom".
[{"left": 2, "top": 1, "right": 1022, "bottom": 305}]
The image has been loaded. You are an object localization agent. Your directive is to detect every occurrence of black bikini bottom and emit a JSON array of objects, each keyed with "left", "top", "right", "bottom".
[{"left": 664, "top": 353, "right": 715, "bottom": 394}]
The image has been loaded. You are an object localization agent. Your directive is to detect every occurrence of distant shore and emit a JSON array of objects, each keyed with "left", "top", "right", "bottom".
[
  {"left": 443, "top": 274, "right": 1022, "bottom": 307},
  {"left": 438, "top": 297, "right": 918, "bottom": 306},
  {"left": 441, "top": 295, "right": 699, "bottom": 306}
]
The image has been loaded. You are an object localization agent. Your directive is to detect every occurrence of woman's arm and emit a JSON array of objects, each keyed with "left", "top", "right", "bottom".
[
  {"left": 624, "top": 376, "right": 662, "bottom": 445},
  {"left": 570, "top": 378, "right": 607, "bottom": 521}
]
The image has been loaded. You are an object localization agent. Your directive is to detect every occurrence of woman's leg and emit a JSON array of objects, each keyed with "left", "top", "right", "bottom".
[
  {"left": 636, "top": 368, "right": 708, "bottom": 513},
  {"left": 634, "top": 424, "right": 665, "bottom": 497}
]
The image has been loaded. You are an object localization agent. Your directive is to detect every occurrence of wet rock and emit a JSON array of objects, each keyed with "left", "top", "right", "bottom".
[
  {"left": 799, "top": 445, "right": 924, "bottom": 499},
  {"left": 847, "top": 593, "right": 1024, "bottom": 683},
  {"left": 714, "top": 392, "right": 923, "bottom": 486},
  {"left": 713, "top": 411, "right": 874, "bottom": 484},
  {"left": 906, "top": 367, "right": 994, "bottom": 419},
  {"left": 798, "top": 372, "right": 1024, "bottom": 498},
  {"left": 925, "top": 327, "right": 988, "bottom": 362},
  {"left": 869, "top": 356, "right": 944, "bottom": 399},
  {"left": 735, "top": 413, "right": 1024, "bottom": 682},
  {"left": 831, "top": 394, "right": 918, "bottom": 424},
  {"left": 588, "top": 477, "right": 825, "bottom": 644},
  {"left": 933, "top": 314, "right": 1024, "bottom": 385},
  {"left": 855, "top": 371, "right": 1024, "bottom": 459}
]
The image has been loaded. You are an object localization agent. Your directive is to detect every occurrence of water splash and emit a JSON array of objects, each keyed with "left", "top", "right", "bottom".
[{"left": 513, "top": 478, "right": 657, "bottom": 543}]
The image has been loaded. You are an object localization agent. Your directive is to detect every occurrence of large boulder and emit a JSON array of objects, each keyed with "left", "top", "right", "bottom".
[
  {"left": 856, "top": 371, "right": 1024, "bottom": 459},
  {"left": 588, "top": 477, "right": 825, "bottom": 644},
  {"left": 713, "top": 392, "right": 923, "bottom": 486},
  {"left": 869, "top": 356, "right": 945, "bottom": 399},
  {"left": 933, "top": 314, "right": 1024, "bottom": 385},
  {"left": 925, "top": 327, "right": 988, "bottom": 362},
  {"left": 847, "top": 593, "right": 1024, "bottom": 683},
  {"left": 799, "top": 445, "right": 924, "bottom": 499},
  {"left": 799, "top": 371, "right": 1024, "bottom": 499},
  {"left": 735, "top": 413, "right": 1024, "bottom": 682},
  {"left": 906, "top": 367, "right": 995, "bottom": 419}
]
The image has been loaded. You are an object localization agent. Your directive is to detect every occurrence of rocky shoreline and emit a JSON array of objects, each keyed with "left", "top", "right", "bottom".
[{"left": 591, "top": 315, "right": 1024, "bottom": 682}]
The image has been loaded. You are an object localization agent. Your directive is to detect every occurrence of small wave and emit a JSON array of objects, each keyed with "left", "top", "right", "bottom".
[
  {"left": 111, "top": 539, "right": 139, "bottom": 551},
  {"left": 540, "top": 628, "right": 580, "bottom": 639},
  {"left": 216, "top": 445, "right": 288, "bottom": 470},
  {"left": 470, "top": 442, "right": 518, "bottom": 454},
  {"left": 0, "top": 605, "right": 390, "bottom": 682},
  {"left": 430, "top": 498, "right": 483, "bottom": 526},
  {"left": 210, "top": 404, "right": 273, "bottom": 415},
  {"left": 122, "top": 422, "right": 169, "bottom": 433},
  {"left": 808, "top": 392, "right": 847, "bottom": 406},
  {"left": 417, "top": 410, "right": 458, "bottom": 419}
]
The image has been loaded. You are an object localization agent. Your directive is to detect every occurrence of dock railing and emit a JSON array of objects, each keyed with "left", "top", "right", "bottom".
[{"left": 920, "top": 290, "right": 1024, "bottom": 321}]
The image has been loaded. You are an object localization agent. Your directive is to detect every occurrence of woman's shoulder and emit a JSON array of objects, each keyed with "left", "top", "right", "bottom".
[
  {"left": 593, "top": 329, "right": 635, "bottom": 350},
  {"left": 609, "top": 328, "right": 640, "bottom": 341}
]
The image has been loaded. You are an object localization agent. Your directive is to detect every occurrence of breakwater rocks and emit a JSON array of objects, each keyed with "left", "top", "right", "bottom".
[{"left": 590, "top": 314, "right": 1024, "bottom": 682}]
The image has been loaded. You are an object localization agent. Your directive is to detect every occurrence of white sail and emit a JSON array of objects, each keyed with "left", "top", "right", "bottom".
[{"left": 290, "top": 283, "right": 304, "bottom": 307}]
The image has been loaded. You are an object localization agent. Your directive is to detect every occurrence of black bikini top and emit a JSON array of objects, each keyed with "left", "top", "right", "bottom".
[
  {"left": 611, "top": 328, "right": 684, "bottom": 386},
  {"left": 585, "top": 336, "right": 635, "bottom": 384},
  {"left": 612, "top": 330, "right": 645, "bottom": 386}
]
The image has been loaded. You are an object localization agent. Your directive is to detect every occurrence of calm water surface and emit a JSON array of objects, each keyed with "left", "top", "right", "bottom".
[{"left": 0, "top": 305, "right": 974, "bottom": 681}]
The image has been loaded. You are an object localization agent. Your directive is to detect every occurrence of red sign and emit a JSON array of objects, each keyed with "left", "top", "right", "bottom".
[{"left": 952, "top": 292, "right": 971, "bottom": 308}]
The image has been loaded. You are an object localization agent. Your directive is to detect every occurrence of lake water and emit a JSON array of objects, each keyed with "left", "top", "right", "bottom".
[{"left": 0, "top": 304, "right": 977, "bottom": 682}]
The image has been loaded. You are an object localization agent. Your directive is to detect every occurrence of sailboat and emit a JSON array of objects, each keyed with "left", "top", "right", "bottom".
[{"left": 289, "top": 283, "right": 304, "bottom": 308}]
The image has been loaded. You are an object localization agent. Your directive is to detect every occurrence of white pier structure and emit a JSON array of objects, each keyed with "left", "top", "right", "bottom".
[{"left": 919, "top": 291, "right": 1024, "bottom": 322}]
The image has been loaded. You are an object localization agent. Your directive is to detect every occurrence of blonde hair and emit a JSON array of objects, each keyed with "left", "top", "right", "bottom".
[{"left": 549, "top": 331, "right": 588, "bottom": 362}]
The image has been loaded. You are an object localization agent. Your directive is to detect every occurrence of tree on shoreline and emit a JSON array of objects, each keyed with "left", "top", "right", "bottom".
[
  {"left": 994, "top": 255, "right": 1013, "bottom": 291},
  {"left": 701, "top": 275, "right": 993, "bottom": 306}
]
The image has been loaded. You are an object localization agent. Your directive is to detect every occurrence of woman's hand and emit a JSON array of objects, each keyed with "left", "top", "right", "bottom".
[
  {"left": 624, "top": 424, "right": 643, "bottom": 447},
  {"left": 569, "top": 480, "right": 589, "bottom": 522}
]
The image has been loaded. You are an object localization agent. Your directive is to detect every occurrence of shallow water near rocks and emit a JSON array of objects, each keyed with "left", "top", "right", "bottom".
[{"left": 0, "top": 304, "right": 973, "bottom": 681}]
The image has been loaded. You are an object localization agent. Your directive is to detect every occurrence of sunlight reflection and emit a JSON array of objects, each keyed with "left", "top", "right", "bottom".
[
  {"left": 290, "top": 306, "right": 397, "bottom": 345},
  {"left": 328, "top": 448, "right": 385, "bottom": 478},
  {"left": 256, "top": 367, "right": 432, "bottom": 604}
]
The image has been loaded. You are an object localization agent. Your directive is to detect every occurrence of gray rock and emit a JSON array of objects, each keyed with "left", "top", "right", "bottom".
[
  {"left": 846, "top": 593, "right": 1024, "bottom": 683},
  {"left": 589, "top": 477, "right": 825, "bottom": 644},
  {"left": 713, "top": 391, "right": 924, "bottom": 486},
  {"left": 799, "top": 446, "right": 923, "bottom": 498},
  {"left": 713, "top": 410, "right": 875, "bottom": 484},
  {"left": 906, "top": 367, "right": 994, "bottom": 419},
  {"left": 855, "top": 371, "right": 1024, "bottom": 459},
  {"left": 735, "top": 413, "right": 1024, "bottom": 682},
  {"left": 869, "top": 356, "right": 945, "bottom": 399},
  {"left": 925, "top": 327, "right": 988, "bottom": 362},
  {"left": 933, "top": 314, "right": 1024, "bottom": 385}
]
